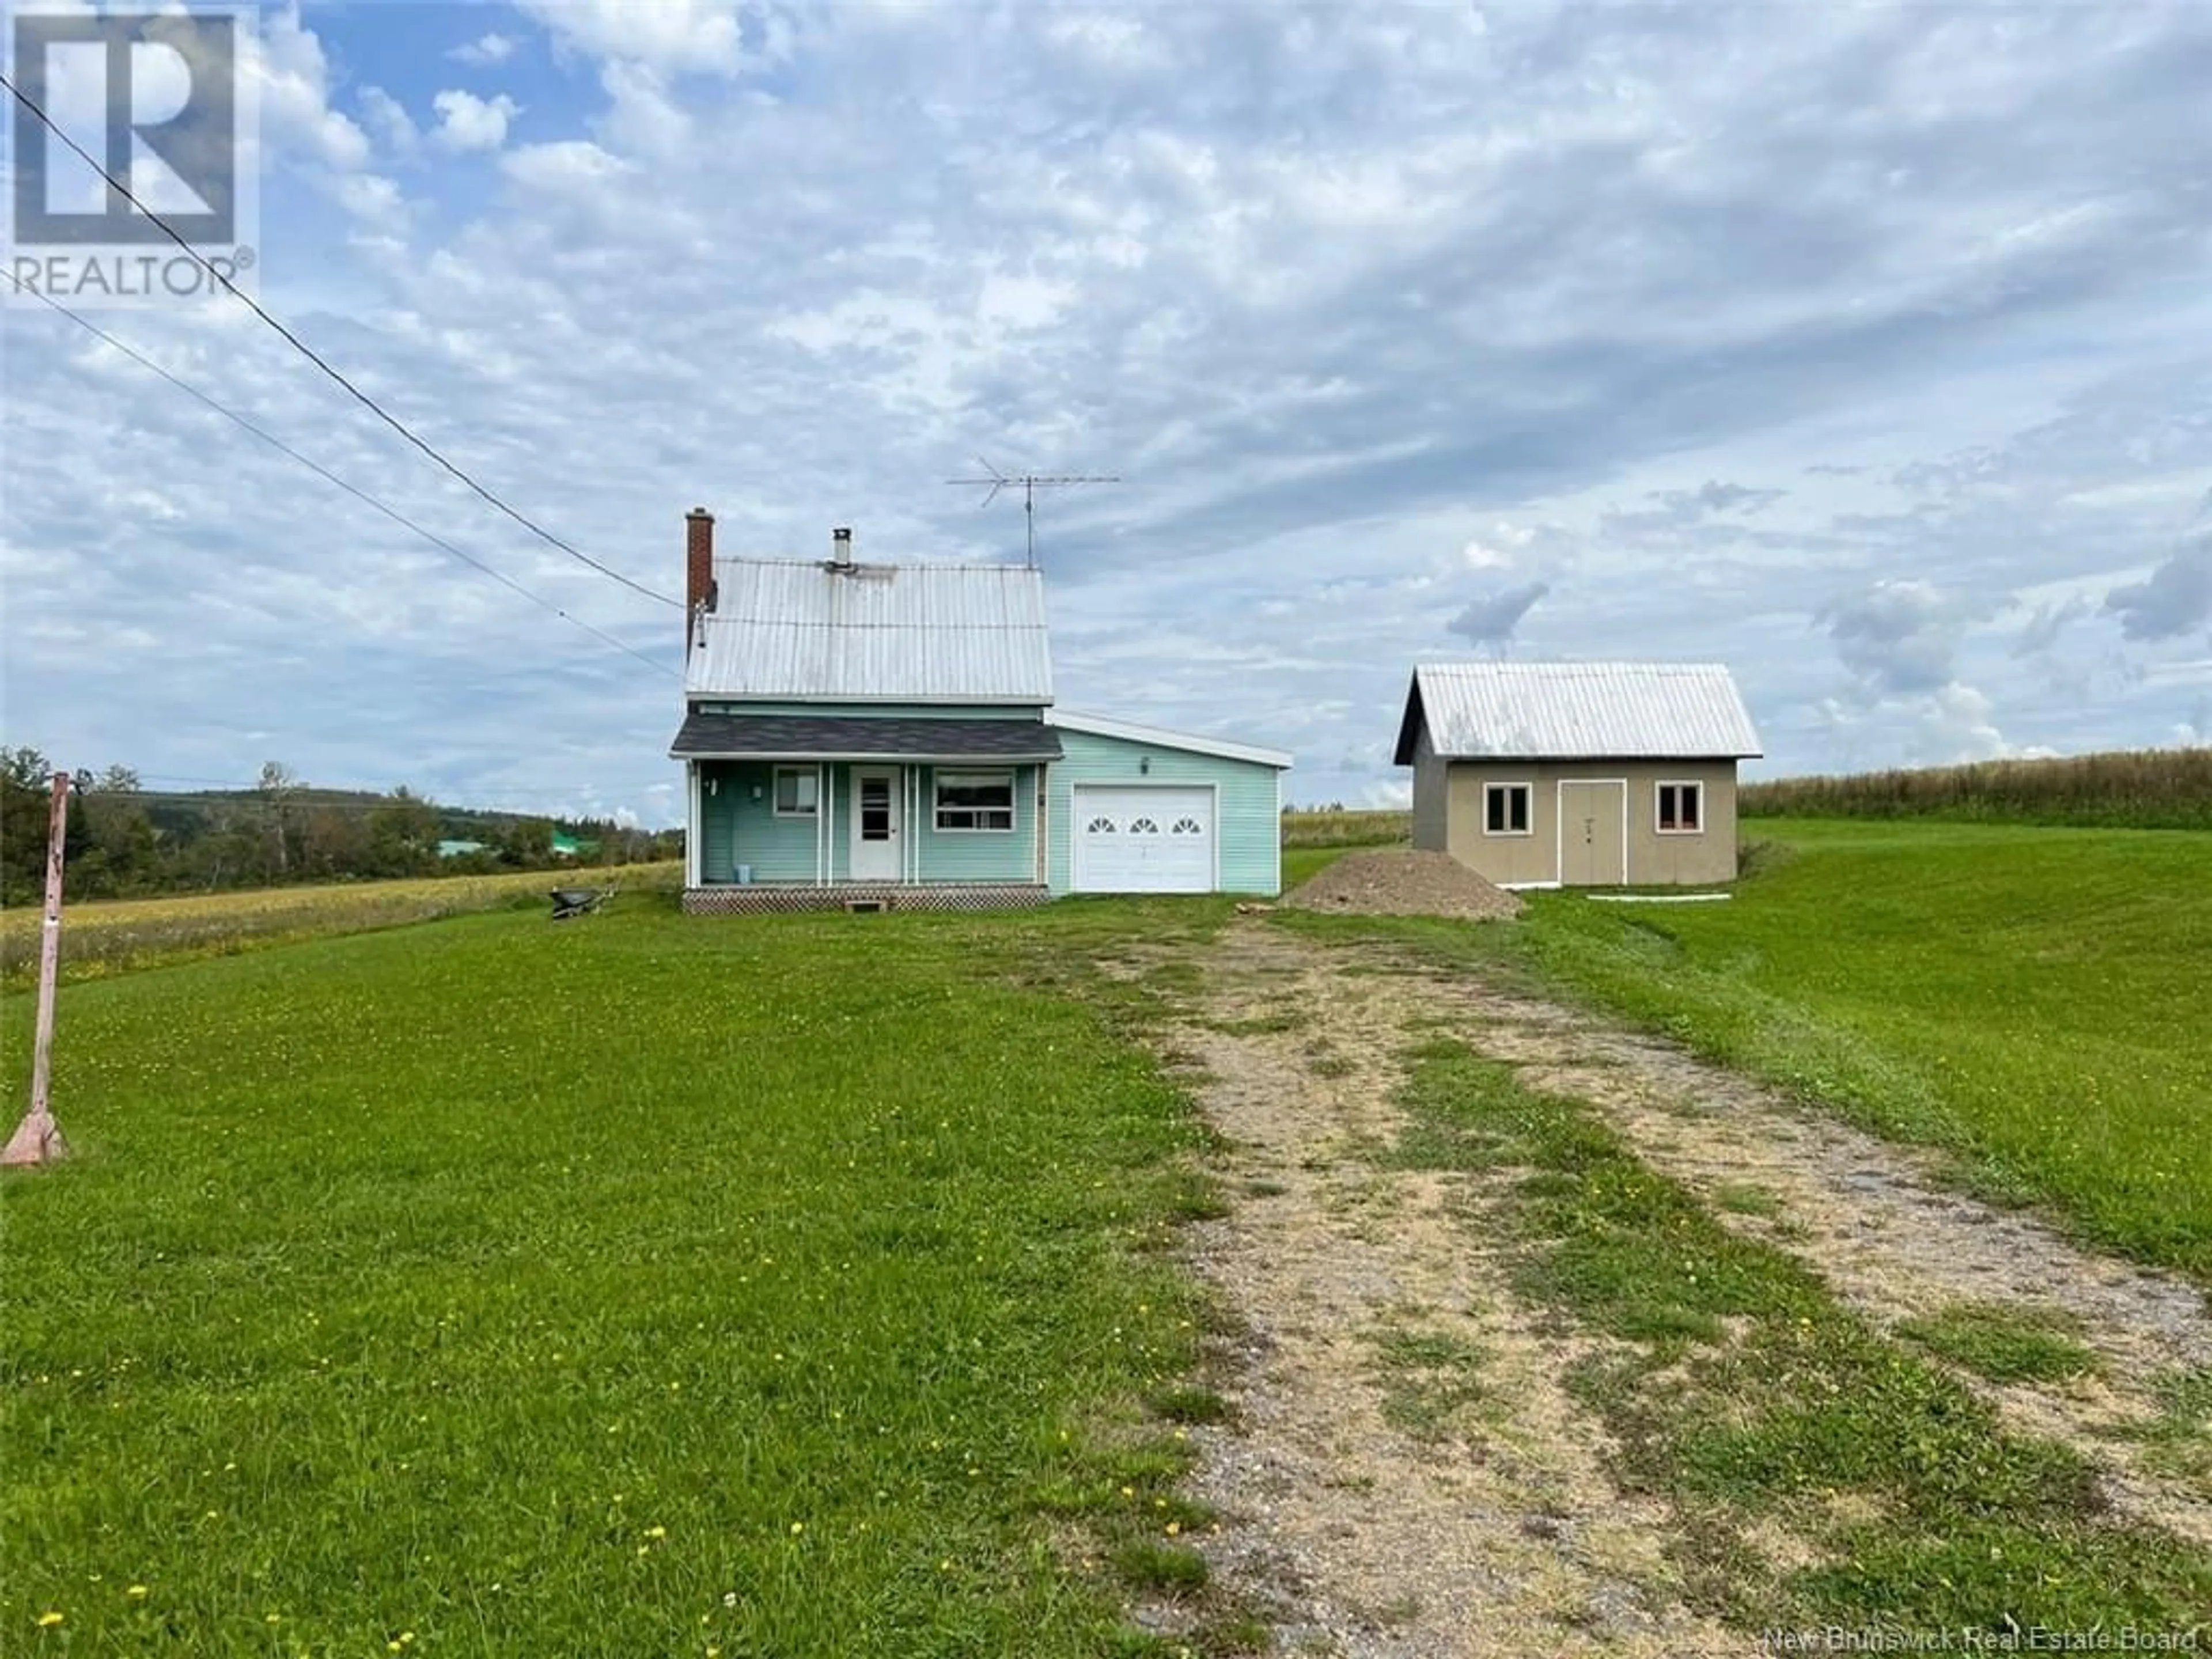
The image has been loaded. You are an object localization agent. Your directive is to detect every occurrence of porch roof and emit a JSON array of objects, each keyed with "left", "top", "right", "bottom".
[{"left": 670, "top": 712, "right": 1065, "bottom": 763}]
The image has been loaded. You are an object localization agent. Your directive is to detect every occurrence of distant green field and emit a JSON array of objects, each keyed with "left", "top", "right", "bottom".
[
  {"left": 0, "top": 862, "right": 685, "bottom": 990},
  {"left": 1742, "top": 746, "right": 2212, "bottom": 830},
  {"left": 1278, "top": 809, "right": 1408, "bottom": 850},
  {"left": 1517, "top": 820, "right": 2212, "bottom": 1283},
  {"left": 0, "top": 899, "right": 1232, "bottom": 1655}
]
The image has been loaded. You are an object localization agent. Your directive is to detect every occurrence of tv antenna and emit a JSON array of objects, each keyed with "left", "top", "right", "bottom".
[{"left": 946, "top": 458, "right": 1120, "bottom": 567}]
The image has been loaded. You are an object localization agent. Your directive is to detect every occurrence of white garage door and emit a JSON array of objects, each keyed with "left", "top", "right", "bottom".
[{"left": 1072, "top": 786, "right": 1215, "bottom": 893}]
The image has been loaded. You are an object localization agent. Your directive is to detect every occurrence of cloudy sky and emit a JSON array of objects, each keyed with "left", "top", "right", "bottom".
[{"left": 5, "top": 0, "right": 2210, "bottom": 820}]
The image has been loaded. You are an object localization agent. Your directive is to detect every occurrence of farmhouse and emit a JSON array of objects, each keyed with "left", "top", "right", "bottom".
[
  {"left": 1395, "top": 661, "right": 1762, "bottom": 888},
  {"left": 671, "top": 513, "right": 1291, "bottom": 912}
]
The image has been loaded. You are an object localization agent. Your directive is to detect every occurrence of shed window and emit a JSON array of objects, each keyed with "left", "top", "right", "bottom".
[
  {"left": 935, "top": 770, "right": 1014, "bottom": 832},
  {"left": 1657, "top": 782, "right": 1703, "bottom": 833},
  {"left": 1484, "top": 782, "right": 1532, "bottom": 836},
  {"left": 772, "top": 767, "right": 817, "bottom": 818}
]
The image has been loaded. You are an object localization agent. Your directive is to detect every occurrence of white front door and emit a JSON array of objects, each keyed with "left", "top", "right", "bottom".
[{"left": 849, "top": 766, "right": 903, "bottom": 881}]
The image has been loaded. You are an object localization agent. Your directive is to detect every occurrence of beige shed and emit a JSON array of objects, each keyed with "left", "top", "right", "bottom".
[{"left": 1394, "top": 662, "right": 1763, "bottom": 889}]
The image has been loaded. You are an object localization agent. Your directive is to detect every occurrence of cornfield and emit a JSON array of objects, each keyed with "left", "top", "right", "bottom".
[
  {"left": 1742, "top": 747, "right": 2212, "bottom": 831},
  {"left": 1281, "top": 808, "right": 1412, "bottom": 848},
  {"left": 0, "top": 861, "right": 684, "bottom": 991}
]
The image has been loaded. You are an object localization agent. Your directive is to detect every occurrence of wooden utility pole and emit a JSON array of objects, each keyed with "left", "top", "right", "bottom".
[{"left": 3, "top": 772, "right": 72, "bottom": 1168}]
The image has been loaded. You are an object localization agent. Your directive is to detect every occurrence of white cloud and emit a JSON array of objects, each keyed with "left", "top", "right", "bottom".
[
  {"left": 499, "top": 139, "right": 631, "bottom": 194},
  {"left": 596, "top": 60, "right": 692, "bottom": 160},
  {"left": 250, "top": 3, "right": 370, "bottom": 171},
  {"left": 449, "top": 31, "right": 518, "bottom": 66},
  {"left": 977, "top": 271, "right": 1075, "bottom": 332},
  {"left": 1043, "top": 12, "right": 1175, "bottom": 74},
  {"left": 357, "top": 87, "right": 419, "bottom": 156},
  {"left": 1461, "top": 521, "right": 1536, "bottom": 571},
  {"left": 334, "top": 172, "right": 408, "bottom": 231},
  {"left": 517, "top": 0, "right": 788, "bottom": 78},
  {"left": 431, "top": 89, "right": 521, "bottom": 154}
]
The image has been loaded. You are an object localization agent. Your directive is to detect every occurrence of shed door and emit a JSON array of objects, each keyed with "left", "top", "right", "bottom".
[
  {"left": 1558, "top": 781, "right": 1626, "bottom": 886},
  {"left": 1072, "top": 786, "right": 1214, "bottom": 893}
]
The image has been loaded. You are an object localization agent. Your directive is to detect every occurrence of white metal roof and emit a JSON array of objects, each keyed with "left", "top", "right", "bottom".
[
  {"left": 1397, "top": 662, "right": 1762, "bottom": 762},
  {"left": 686, "top": 558, "right": 1054, "bottom": 703},
  {"left": 1053, "top": 710, "right": 1293, "bottom": 769}
]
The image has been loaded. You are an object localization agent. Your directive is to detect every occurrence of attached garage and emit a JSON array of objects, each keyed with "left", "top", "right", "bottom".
[
  {"left": 1047, "top": 714, "right": 1289, "bottom": 897},
  {"left": 1071, "top": 785, "right": 1216, "bottom": 893}
]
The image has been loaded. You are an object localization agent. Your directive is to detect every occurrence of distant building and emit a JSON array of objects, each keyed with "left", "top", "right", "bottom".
[
  {"left": 1395, "top": 662, "right": 1762, "bottom": 888},
  {"left": 436, "top": 839, "right": 490, "bottom": 859}
]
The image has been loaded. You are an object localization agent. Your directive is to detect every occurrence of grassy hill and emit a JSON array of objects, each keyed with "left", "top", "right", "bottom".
[{"left": 1507, "top": 819, "right": 2212, "bottom": 1281}]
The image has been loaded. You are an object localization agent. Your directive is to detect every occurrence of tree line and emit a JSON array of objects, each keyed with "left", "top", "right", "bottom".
[{"left": 0, "top": 748, "right": 682, "bottom": 906}]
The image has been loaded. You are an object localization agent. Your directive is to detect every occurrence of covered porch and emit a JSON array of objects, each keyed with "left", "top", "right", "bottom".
[{"left": 672, "top": 714, "right": 1062, "bottom": 911}]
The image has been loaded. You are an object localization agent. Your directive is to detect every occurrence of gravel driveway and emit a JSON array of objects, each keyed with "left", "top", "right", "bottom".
[{"left": 1137, "top": 919, "right": 2212, "bottom": 1656}]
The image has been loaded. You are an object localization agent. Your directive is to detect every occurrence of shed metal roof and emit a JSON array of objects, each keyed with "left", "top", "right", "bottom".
[
  {"left": 1395, "top": 662, "right": 1762, "bottom": 763},
  {"left": 670, "top": 712, "right": 1064, "bottom": 762},
  {"left": 685, "top": 558, "right": 1053, "bottom": 703}
]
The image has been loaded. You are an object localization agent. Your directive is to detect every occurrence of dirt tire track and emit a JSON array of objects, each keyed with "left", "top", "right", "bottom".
[
  {"left": 1157, "top": 926, "right": 1753, "bottom": 1658},
  {"left": 1152, "top": 920, "right": 2212, "bottom": 1652}
]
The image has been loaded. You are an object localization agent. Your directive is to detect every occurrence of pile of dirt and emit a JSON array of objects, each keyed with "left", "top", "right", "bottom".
[{"left": 1282, "top": 850, "right": 1524, "bottom": 921}]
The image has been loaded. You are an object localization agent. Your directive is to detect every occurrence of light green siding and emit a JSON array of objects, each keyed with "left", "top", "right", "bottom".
[
  {"left": 1045, "top": 730, "right": 1283, "bottom": 896},
  {"left": 692, "top": 718, "right": 1285, "bottom": 896},
  {"left": 695, "top": 760, "right": 1040, "bottom": 884},
  {"left": 697, "top": 761, "right": 821, "bottom": 882},
  {"left": 910, "top": 764, "right": 1040, "bottom": 882}
]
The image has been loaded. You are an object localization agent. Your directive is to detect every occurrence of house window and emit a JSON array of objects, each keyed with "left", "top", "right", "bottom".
[
  {"left": 1657, "top": 781, "right": 1703, "bottom": 834},
  {"left": 1171, "top": 817, "right": 1203, "bottom": 835},
  {"left": 1484, "top": 782, "right": 1532, "bottom": 836},
  {"left": 935, "top": 770, "right": 1014, "bottom": 832},
  {"left": 1130, "top": 817, "right": 1159, "bottom": 835},
  {"left": 772, "top": 767, "right": 817, "bottom": 818}
]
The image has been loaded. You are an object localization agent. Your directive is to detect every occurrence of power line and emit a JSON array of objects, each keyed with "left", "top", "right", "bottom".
[
  {"left": 20, "top": 285, "right": 679, "bottom": 682},
  {"left": 1, "top": 69, "right": 680, "bottom": 611}
]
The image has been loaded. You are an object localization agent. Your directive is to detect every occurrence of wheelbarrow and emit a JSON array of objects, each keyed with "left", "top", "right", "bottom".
[{"left": 550, "top": 886, "right": 614, "bottom": 921}]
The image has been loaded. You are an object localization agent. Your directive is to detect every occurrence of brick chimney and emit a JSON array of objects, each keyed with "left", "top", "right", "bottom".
[{"left": 685, "top": 507, "right": 715, "bottom": 652}]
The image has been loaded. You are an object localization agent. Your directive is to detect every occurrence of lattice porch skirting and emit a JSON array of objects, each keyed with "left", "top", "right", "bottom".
[{"left": 681, "top": 882, "right": 1052, "bottom": 915}]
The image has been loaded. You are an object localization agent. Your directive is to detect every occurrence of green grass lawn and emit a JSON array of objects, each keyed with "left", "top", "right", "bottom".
[
  {"left": 1387, "top": 1041, "right": 2212, "bottom": 1629},
  {"left": 1515, "top": 820, "right": 2212, "bottom": 1283},
  {"left": 1, "top": 897, "right": 1232, "bottom": 1656}
]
